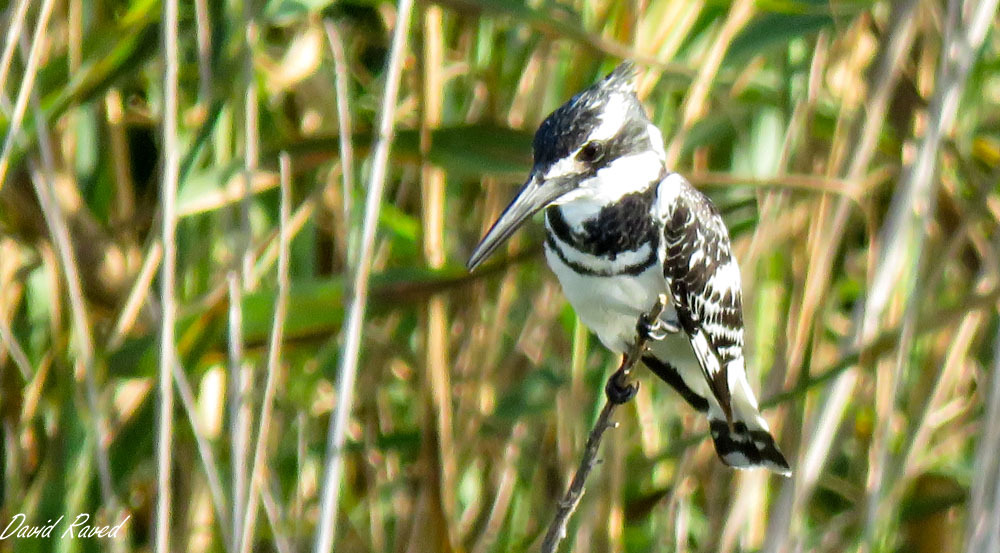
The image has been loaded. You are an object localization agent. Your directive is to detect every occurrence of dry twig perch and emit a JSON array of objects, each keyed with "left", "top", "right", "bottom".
[{"left": 540, "top": 294, "right": 668, "bottom": 553}]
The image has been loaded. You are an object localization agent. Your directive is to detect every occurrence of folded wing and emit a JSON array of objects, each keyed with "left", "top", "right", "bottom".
[
  {"left": 652, "top": 173, "right": 790, "bottom": 475},
  {"left": 656, "top": 173, "right": 744, "bottom": 421}
]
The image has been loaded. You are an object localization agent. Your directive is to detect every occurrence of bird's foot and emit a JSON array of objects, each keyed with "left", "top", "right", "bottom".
[
  {"left": 637, "top": 313, "right": 680, "bottom": 342},
  {"left": 605, "top": 366, "right": 639, "bottom": 404}
]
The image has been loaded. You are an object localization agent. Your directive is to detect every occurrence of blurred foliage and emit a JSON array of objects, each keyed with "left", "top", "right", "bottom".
[{"left": 1, "top": 0, "right": 999, "bottom": 552}]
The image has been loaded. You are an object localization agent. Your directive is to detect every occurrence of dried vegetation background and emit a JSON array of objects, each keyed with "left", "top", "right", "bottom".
[{"left": 1, "top": 0, "right": 1000, "bottom": 552}]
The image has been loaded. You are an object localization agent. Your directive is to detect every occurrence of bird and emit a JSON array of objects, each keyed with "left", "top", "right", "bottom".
[{"left": 466, "top": 61, "right": 791, "bottom": 475}]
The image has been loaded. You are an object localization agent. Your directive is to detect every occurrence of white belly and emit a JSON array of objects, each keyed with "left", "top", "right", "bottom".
[{"left": 544, "top": 244, "right": 672, "bottom": 353}]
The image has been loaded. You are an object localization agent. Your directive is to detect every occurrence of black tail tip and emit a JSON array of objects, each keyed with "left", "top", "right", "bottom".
[{"left": 709, "top": 420, "right": 792, "bottom": 477}]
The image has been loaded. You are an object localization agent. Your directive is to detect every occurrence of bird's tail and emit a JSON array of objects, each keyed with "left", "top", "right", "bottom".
[{"left": 643, "top": 342, "right": 791, "bottom": 476}]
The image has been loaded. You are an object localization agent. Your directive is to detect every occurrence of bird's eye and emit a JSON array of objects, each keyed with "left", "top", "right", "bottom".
[{"left": 577, "top": 141, "right": 604, "bottom": 163}]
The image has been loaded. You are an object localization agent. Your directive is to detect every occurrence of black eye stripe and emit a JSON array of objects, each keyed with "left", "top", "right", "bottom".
[
  {"left": 532, "top": 105, "right": 600, "bottom": 168},
  {"left": 586, "top": 120, "right": 651, "bottom": 172}
]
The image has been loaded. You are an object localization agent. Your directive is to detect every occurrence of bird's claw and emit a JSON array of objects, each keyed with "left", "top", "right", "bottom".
[
  {"left": 605, "top": 368, "right": 639, "bottom": 404},
  {"left": 637, "top": 313, "right": 680, "bottom": 342}
]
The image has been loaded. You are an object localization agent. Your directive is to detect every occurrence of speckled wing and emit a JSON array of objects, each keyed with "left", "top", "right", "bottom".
[{"left": 655, "top": 173, "right": 745, "bottom": 422}]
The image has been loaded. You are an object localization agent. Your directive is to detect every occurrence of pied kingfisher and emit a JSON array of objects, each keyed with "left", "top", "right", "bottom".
[{"left": 467, "top": 61, "right": 790, "bottom": 475}]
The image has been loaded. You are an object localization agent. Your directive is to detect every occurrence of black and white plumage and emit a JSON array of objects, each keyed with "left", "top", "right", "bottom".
[{"left": 468, "top": 62, "right": 790, "bottom": 475}]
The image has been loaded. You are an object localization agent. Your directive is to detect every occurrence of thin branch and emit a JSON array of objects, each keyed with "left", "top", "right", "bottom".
[
  {"left": 155, "top": 0, "right": 180, "bottom": 549},
  {"left": 28, "top": 166, "right": 125, "bottom": 506},
  {"left": 322, "top": 20, "right": 355, "bottom": 242},
  {"left": 227, "top": 272, "right": 251, "bottom": 552},
  {"left": 262, "top": 476, "right": 294, "bottom": 553},
  {"left": 193, "top": 0, "right": 212, "bottom": 104},
  {"left": 0, "top": 304, "right": 33, "bottom": 380},
  {"left": 293, "top": 411, "right": 306, "bottom": 538},
  {"left": 232, "top": 8, "right": 260, "bottom": 547},
  {"left": 966, "top": 315, "right": 1000, "bottom": 552},
  {"left": 238, "top": 153, "right": 292, "bottom": 553},
  {"left": 108, "top": 241, "right": 163, "bottom": 350},
  {"left": 172, "top": 359, "right": 232, "bottom": 548},
  {"left": 541, "top": 296, "right": 666, "bottom": 553},
  {"left": 685, "top": 170, "right": 887, "bottom": 202},
  {"left": 22, "top": 31, "right": 119, "bottom": 514},
  {"left": 312, "top": 1, "right": 415, "bottom": 551},
  {"left": 240, "top": 3, "right": 258, "bottom": 285},
  {"left": 419, "top": 5, "right": 457, "bottom": 543},
  {"left": 105, "top": 89, "right": 137, "bottom": 230},
  {"left": 0, "top": 0, "right": 31, "bottom": 112},
  {"left": 0, "top": 0, "right": 55, "bottom": 191}
]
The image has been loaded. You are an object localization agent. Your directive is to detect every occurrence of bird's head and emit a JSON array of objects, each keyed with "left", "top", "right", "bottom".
[{"left": 467, "top": 60, "right": 666, "bottom": 271}]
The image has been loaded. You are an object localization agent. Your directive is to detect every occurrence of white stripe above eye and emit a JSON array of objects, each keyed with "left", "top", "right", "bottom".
[{"left": 586, "top": 93, "right": 628, "bottom": 142}]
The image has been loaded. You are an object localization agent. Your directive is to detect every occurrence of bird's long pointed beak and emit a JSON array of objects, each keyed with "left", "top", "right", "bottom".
[{"left": 467, "top": 173, "right": 571, "bottom": 271}]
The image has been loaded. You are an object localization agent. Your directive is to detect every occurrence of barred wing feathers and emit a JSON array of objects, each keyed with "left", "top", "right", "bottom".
[
  {"left": 653, "top": 173, "right": 791, "bottom": 475},
  {"left": 656, "top": 173, "right": 744, "bottom": 421}
]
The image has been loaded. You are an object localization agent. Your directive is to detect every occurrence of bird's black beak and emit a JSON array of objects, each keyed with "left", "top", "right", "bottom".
[{"left": 467, "top": 171, "right": 573, "bottom": 271}]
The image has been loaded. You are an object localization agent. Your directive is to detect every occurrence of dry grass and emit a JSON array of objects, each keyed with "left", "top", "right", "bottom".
[{"left": 1, "top": 1, "right": 999, "bottom": 552}]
